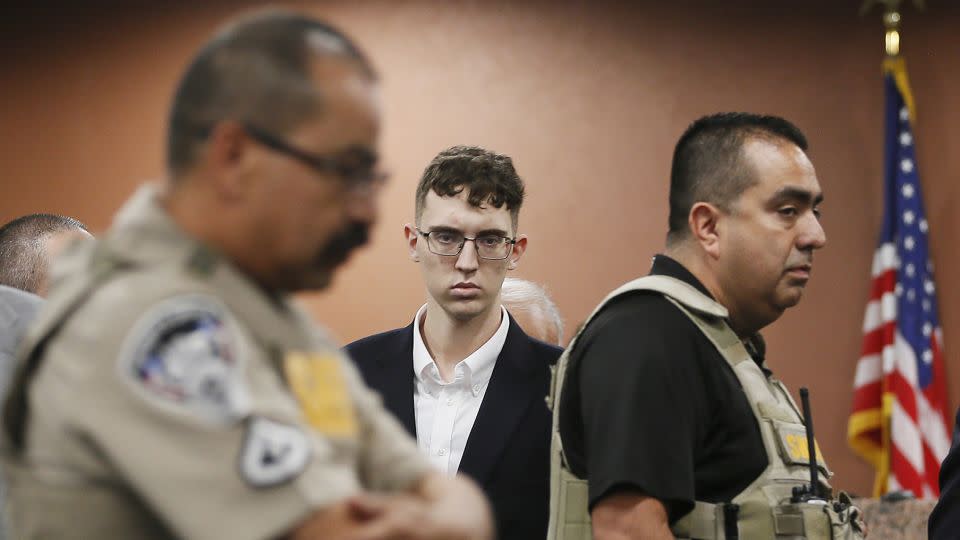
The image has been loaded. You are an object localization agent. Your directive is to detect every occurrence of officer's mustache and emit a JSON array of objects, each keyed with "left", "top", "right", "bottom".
[{"left": 318, "top": 222, "right": 370, "bottom": 266}]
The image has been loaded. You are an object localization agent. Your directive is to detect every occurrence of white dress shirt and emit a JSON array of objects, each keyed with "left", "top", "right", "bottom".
[{"left": 412, "top": 303, "right": 510, "bottom": 475}]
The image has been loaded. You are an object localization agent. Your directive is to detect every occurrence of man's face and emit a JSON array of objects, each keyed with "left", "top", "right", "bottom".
[
  {"left": 243, "top": 58, "right": 382, "bottom": 292},
  {"left": 407, "top": 190, "right": 526, "bottom": 322},
  {"left": 716, "top": 138, "right": 827, "bottom": 330}
]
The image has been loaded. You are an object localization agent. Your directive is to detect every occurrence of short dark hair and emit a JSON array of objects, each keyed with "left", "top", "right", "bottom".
[
  {"left": 415, "top": 145, "right": 525, "bottom": 230},
  {"left": 667, "top": 112, "right": 809, "bottom": 244},
  {"left": 0, "top": 214, "right": 88, "bottom": 293},
  {"left": 166, "top": 9, "right": 375, "bottom": 178}
]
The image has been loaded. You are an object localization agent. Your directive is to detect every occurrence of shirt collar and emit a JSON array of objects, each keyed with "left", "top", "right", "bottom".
[
  {"left": 108, "top": 183, "right": 196, "bottom": 264},
  {"left": 412, "top": 304, "right": 435, "bottom": 380},
  {"left": 412, "top": 304, "right": 510, "bottom": 396},
  {"left": 649, "top": 254, "right": 714, "bottom": 299}
]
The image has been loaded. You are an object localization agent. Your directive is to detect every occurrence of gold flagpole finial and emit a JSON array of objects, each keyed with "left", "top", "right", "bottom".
[
  {"left": 884, "top": 8, "right": 902, "bottom": 57},
  {"left": 860, "top": 0, "right": 926, "bottom": 57}
]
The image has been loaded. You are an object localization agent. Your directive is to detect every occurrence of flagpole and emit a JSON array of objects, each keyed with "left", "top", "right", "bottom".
[{"left": 876, "top": 0, "right": 905, "bottom": 499}]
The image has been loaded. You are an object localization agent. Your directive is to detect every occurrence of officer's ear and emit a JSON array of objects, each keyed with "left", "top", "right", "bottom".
[
  {"left": 689, "top": 202, "right": 723, "bottom": 259},
  {"left": 205, "top": 121, "right": 255, "bottom": 200},
  {"left": 404, "top": 224, "right": 420, "bottom": 262}
]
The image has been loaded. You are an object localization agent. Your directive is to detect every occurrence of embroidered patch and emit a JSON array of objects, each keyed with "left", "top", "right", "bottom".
[
  {"left": 239, "top": 417, "right": 310, "bottom": 488},
  {"left": 119, "top": 295, "right": 251, "bottom": 425},
  {"left": 774, "top": 422, "right": 831, "bottom": 476},
  {"left": 283, "top": 351, "right": 358, "bottom": 438}
]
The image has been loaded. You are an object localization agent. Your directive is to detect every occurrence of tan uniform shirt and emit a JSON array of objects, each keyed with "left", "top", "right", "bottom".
[{"left": 2, "top": 185, "right": 432, "bottom": 540}]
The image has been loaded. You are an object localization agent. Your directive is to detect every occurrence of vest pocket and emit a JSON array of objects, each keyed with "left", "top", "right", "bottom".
[{"left": 771, "top": 499, "right": 865, "bottom": 539}]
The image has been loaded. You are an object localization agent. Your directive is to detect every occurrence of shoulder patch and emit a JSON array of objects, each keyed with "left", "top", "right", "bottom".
[
  {"left": 239, "top": 416, "right": 310, "bottom": 488},
  {"left": 118, "top": 294, "right": 252, "bottom": 425}
]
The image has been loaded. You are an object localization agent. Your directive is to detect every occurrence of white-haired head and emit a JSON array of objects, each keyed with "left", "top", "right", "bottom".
[{"left": 501, "top": 277, "right": 563, "bottom": 345}]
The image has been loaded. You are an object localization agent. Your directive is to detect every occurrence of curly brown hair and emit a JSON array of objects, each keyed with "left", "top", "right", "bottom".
[{"left": 415, "top": 145, "right": 525, "bottom": 230}]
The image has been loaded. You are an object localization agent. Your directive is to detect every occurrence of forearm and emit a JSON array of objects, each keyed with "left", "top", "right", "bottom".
[{"left": 591, "top": 492, "right": 674, "bottom": 540}]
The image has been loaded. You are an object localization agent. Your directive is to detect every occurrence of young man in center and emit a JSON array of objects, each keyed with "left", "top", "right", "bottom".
[{"left": 348, "top": 145, "right": 562, "bottom": 540}]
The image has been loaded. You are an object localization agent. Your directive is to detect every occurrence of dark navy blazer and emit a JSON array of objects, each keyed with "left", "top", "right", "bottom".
[{"left": 346, "top": 314, "right": 561, "bottom": 540}]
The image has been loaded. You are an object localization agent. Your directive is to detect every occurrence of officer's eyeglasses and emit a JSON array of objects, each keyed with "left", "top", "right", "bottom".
[
  {"left": 215, "top": 123, "right": 388, "bottom": 195},
  {"left": 243, "top": 124, "right": 388, "bottom": 195},
  {"left": 417, "top": 228, "right": 516, "bottom": 260}
]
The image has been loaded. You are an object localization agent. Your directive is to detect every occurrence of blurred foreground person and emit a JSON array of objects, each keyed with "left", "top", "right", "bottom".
[
  {"left": 547, "top": 113, "right": 864, "bottom": 539},
  {"left": 0, "top": 10, "right": 490, "bottom": 540}
]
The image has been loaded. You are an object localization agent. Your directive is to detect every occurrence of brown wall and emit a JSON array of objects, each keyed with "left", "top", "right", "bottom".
[{"left": 2, "top": 0, "right": 958, "bottom": 497}]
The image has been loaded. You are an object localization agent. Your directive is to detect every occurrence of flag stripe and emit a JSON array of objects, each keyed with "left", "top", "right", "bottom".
[{"left": 853, "top": 354, "right": 881, "bottom": 388}]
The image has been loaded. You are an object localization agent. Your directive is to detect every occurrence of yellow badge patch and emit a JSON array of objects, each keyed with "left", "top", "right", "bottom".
[
  {"left": 283, "top": 352, "right": 358, "bottom": 438},
  {"left": 777, "top": 425, "right": 826, "bottom": 467}
]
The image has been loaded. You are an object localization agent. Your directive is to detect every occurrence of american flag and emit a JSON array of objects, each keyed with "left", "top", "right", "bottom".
[{"left": 847, "top": 58, "right": 951, "bottom": 498}]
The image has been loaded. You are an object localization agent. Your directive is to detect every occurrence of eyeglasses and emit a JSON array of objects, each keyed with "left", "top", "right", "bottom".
[
  {"left": 417, "top": 228, "right": 516, "bottom": 260},
  {"left": 242, "top": 123, "right": 388, "bottom": 194}
]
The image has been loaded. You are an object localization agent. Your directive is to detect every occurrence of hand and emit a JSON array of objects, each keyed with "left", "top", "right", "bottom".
[
  {"left": 347, "top": 493, "right": 467, "bottom": 540},
  {"left": 290, "top": 499, "right": 381, "bottom": 540},
  {"left": 291, "top": 474, "right": 491, "bottom": 540}
]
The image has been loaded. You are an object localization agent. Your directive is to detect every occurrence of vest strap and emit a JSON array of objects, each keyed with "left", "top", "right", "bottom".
[{"left": 723, "top": 503, "right": 740, "bottom": 540}]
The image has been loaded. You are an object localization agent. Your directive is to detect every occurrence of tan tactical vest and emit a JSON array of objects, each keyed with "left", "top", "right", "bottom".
[{"left": 546, "top": 275, "right": 864, "bottom": 540}]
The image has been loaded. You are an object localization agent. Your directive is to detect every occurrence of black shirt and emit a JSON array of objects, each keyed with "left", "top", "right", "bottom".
[{"left": 558, "top": 255, "right": 768, "bottom": 523}]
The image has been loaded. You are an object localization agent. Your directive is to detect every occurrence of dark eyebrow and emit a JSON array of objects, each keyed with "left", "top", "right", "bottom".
[
  {"left": 770, "top": 186, "right": 824, "bottom": 207},
  {"left": 424, "top": 226, "right": 463, "bottom": 234},
  {"left": 476, "top": 228, "right": 511, "bottom": 237},
  {"left": 424, "top": 226, "right": 510, "bottom": 237}
]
